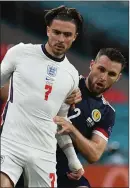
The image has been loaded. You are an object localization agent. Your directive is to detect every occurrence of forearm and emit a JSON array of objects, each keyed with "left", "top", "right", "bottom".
[
  {"left": 1, "top": 59, "right": 14, "bottom": 87},
  {"left": 56, "top": 132, "right": 83, "bottom": 171},
  {"left": 0, "top": 82, "right": 9, "bottom": 102},
  {"left": 70, "top": 126, "right": 101, "bottom": 163},
  {"left": 54, "top": 116, "right": 107, "bottom": 163}
]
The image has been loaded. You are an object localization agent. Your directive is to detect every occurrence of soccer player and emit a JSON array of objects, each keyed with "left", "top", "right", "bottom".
[
  {"left": 0, "top": 5, "right": 84, "bottom": 187},
  {"left": 55, "top": 48, "right": 126, "bottom": 188}
]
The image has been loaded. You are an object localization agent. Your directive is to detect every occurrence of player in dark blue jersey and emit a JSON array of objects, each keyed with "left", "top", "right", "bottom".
[{"left": 55, "top": 48, "right": 126, "bottom": 188}]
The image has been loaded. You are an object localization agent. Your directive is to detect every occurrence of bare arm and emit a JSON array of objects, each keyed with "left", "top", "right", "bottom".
[
  {"left": 54, "top": 116, "right": 107, "bottom": 163},
  {"left": 70, "top": 127, "right": 107, "bottom": 163},
  {"left": 0, "top": 82, "right": 10, "bottom": 102}
]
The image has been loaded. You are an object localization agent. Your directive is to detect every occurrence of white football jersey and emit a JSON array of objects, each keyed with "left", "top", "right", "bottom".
[{"left": 1, "top": 43, "right": 79, "bottom": 154}]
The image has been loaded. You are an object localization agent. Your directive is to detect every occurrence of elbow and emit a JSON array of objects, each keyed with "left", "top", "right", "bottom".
[
  {"left": 87, "top": 158, "right": 98, "bottom": 164},
  {"left": 85, "top": 153, "right": 101, "bottom": 164}
]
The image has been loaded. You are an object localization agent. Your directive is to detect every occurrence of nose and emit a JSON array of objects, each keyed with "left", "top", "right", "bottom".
[
  {"left": 58, "top": 34, "right": 65, "bottom": 42},
  {"left": 100, "top": 72, "right": 108, "bottom": 81}
]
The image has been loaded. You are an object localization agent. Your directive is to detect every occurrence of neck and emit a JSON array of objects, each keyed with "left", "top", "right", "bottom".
[
  {"left": 45, "top": 42, "right": 64, "bottom": 59},
  {"left": 85, "top": 77, "right": 102, "bottom": 97}
]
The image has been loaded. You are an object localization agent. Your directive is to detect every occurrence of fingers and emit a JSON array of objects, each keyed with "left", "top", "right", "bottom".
[
  {"left": 54, "top": 116, "right": 70, "bottom": 125},
  {"left": 54, "top": 116, "right": 71, "bottom": 134},
  {"left": 54, "top": 116, "right": 68, "bottom": 125},
  {"left": 66, "top": 97, "right": 82, "bottom": 105},
  {"left": 57, "top": 125, "right": 71, "bottom": 134},
  {"left": 67, "top": 173, "right": 78, "bottom": 180},
  {"left": 71, "top": 88, "right": 80, "bottom": 96},
  {"left": 68, "top": 168, "right": 84, "bottom": 180},
  {"left": 74, "top": 89, "right": 82, "bottom": 103},
  {"left": 67, "top": 171, "right": 82, "bottom": 180},
  {"left": 65, "top": 88, "right": 82, "bottom": 105},
  {"left": 71, "top": 104, "right": 75, "bottom": 110},
  {"left": 67, "top": 90, "right": 79, "bottom": 100},
  {"left": 69, "top": 173, "right": 81, "bottom": 180},
  {"left": 53, "top": 116, "right": 63, "bottom": 124},
  {"left": 74, "top": 96, "right": 82, "bottom": 104},
  {"left": 66, "top": 96, "right": 82, "bottom": 105},
  {"left": 57, "top": 127, "right": 67, "bottom": 134}
]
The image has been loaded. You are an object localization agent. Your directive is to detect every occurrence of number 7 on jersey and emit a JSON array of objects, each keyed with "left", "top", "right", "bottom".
[{"left": 44, "top": 84, "right": 52, "bottom": 101}]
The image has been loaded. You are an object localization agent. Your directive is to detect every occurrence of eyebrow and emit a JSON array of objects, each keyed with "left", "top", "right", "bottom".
[
  {"left": 98, "top": 65, "right": 118, "bottom": 75},
  {"left": 52, "top": 29, "right": 72, "bottom": 35}
]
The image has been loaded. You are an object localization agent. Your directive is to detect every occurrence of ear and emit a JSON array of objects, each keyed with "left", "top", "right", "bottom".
[
  {"left": 116, "top": 73, "right": 122, "bottom": 82},
  {"left": 89, "top": 60, "right": 95, "bottom": 71},
  {"left": 73, "top": 33, "right": 78, "bottom": 42},
  {"left": 46, "top": 26, "right": 50, "bottom": 37}
]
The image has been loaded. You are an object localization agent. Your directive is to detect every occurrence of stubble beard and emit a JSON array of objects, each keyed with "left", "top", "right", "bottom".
[
  {"left": 48, "top": 40, "right": 66, "bottom": 57},
  {"left": 87, "top": 76, "right": 111, "bottom": 96}
]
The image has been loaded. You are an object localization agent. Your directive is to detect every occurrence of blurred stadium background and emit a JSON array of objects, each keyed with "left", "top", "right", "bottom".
[{"left": 1, "top": 1, "right": 129, "bottom": 187}]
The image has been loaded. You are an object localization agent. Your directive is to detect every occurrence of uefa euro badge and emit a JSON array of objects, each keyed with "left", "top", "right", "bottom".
[
  {"left": 92, "top": 109, "right": 101, "bottom": 122},
  {"left": 47, "top": 65, "right": 57, "bottom": 77}
]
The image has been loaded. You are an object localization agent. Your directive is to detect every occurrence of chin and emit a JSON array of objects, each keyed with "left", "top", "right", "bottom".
[
  {"left": 53, "top": 51, "right": 61, "bottom": 56},
  {"left": 92, "top": 88, "right": 102, "bottom": 95},
  {"left": 55, "top": 49, "right": 64, "bottom": 55}
]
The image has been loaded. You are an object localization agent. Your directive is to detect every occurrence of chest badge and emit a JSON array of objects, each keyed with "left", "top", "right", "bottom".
[
  {"left": 47, "top": 65, "right": 57, "bottom": 77},
  {"left": 92, "top": 109, "right": 101, "bottom": 122}
]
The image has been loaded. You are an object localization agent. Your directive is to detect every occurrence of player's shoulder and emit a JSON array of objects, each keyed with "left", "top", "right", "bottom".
[
  {"left": 8, "top": 43, "right": 39, "bottom": 52},
  {"left": 7, "top": 42, "right": 25, "bottom": 52},
  {"left": 4, "top": 42, "right": 27, "bottom": 59},
  {"left": 6, "top": 43, "right": 41, "bottom": 60},
  {"left": 7, "top": 42, "right": 32, "bottom": 54},
  {"left": 101, "top": 95, "right": 115, "bottom": 113}
]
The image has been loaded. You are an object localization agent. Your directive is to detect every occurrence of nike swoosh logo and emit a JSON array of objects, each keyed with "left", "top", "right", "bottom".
[
  {"left": 46, "top": 77, "right": 50, "bottom": 81},
  {"left": 46, "top": 77, "right": 54, "bottom": 82}
]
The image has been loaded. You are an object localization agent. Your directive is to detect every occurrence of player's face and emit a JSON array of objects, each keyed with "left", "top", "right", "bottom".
[
  {"left": 47, "top": 19, "right": 77, "bottom": 56},
  {"left": 88, "top": 55, "right": 122, "bottom": 95}
]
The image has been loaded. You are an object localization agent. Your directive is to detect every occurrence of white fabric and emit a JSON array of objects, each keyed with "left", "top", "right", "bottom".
[
  {"left": 93, "top": 130, "right": 108, "bottom": 141},
  {"left": 1, "top": 137, "right": 57, "bottom": 187},
  {"left": 1, "top": 43, "right": 79, "bottom": 154}
]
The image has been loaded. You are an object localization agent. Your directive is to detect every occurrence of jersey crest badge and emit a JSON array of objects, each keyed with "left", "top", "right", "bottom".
[
  {"left": 92, "top": 109, "right": 101, "bottom": 122},
  {"left": 47, "top": 65, "right": 57, "bottom": 77}
]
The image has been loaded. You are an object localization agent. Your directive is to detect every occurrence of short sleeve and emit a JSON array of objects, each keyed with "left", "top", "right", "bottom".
[
  {"left": 1, "top": 43, "right": 24, "bottom": 86},
  {"left": 93, "top": 108, "right": 115, "bottom": 141}
]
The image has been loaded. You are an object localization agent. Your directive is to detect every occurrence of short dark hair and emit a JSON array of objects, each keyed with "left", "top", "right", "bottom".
[
  {"left": 95, "top": 48, "right": 126, "bottom": 71},
  {"left": 44, "top": 5, "right": 83, "bottom": 33}
]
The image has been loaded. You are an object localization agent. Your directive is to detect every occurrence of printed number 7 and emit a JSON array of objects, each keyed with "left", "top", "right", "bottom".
[
  {"left": 44, "top": 84, "right": 52, "bottom": 101},
  {"left": 49, "top": 173, "right": 55, "bottom": 188}
]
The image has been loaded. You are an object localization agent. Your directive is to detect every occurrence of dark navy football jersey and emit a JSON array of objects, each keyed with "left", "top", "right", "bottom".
[
  {"left": 56, "top": 76, "right": 115, "bottom": 185},
  {"left": 68, "top": 76, "right": 115, "bottom": 143}
]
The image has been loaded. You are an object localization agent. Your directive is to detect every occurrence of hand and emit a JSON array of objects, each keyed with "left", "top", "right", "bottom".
[
  {"left": 65, "top": 88, "right": 82, "bottom": 106},
  {"left": 67, "top": 168, "right": 84, "bottom": 180},
  {"left": 54, "top": 116, "right": 74, "bottom": 134}
]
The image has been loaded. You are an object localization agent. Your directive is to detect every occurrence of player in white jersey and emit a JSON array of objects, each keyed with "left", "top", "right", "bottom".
[{"left": 0, "top": 5, "right": 84, "bottom": 187}]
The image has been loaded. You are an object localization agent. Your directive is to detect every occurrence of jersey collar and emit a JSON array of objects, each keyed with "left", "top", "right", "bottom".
[
  {"left": 41, "top": 44, "right": 65, "bottom": 62},
  {"left": 81, "top": 77, "right": 103, "bottom": 100}
]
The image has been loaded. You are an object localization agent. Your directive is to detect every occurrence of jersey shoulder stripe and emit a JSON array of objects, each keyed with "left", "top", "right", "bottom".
[{"left": 102, "top": 96, "right": 115, "bottom": 112}]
